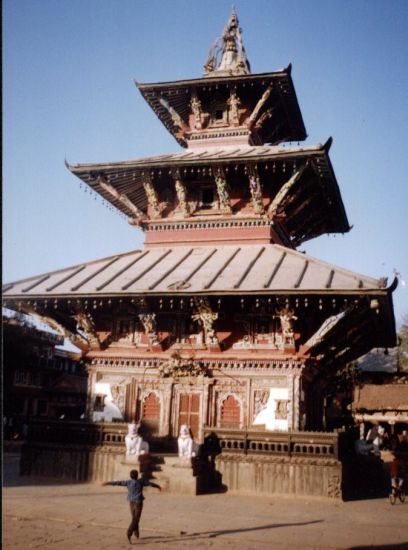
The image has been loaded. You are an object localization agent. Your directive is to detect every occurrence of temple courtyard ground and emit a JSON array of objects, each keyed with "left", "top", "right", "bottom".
[{"left": 3, "top": 451, "right": 408, "bottom": 550}]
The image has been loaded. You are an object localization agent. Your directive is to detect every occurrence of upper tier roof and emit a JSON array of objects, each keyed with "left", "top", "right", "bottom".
[
  {"left": 136, "top": 8, "right": 305, "bottom": 147},
  {"left": 136, "top": 68, "right": 306, "bottom": 147}
]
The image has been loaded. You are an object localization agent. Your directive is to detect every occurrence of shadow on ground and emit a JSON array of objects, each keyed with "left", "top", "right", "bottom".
[
  {"left": 134, "top": 519, "right": 323, "bottom": 545},
  {"left": 347, "top": 545, "right": 408, "bottom": 550}
]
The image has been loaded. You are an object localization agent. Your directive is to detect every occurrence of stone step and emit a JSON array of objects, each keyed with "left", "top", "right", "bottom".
[{"left": 112, "top": 452, "right": 220, "bottom": 495}]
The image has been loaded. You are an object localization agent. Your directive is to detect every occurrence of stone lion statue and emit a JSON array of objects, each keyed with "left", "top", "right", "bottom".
[
  {"left": 125, "top": 423, "right": 149, "bottom": 463},
  {"left": 177, "top": 424, "right": 199, "bottom": 458}
]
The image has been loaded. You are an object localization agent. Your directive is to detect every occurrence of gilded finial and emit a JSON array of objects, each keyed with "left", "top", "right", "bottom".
[{"left": 203, "top": 8, "right": 251, "bottom": 77}]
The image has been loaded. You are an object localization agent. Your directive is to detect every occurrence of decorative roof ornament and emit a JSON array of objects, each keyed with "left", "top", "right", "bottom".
[{"left": 204, "top": 8, "right": 251, "bottom": 77}]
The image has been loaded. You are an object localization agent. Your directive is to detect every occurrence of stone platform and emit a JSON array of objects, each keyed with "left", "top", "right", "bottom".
[{"left": 19, "top": 424, "right": 346, "bottom": 499}]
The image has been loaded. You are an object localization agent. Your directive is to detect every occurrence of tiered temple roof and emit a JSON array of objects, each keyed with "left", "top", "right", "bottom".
[{"left": 3, "top": 9, "right": 397, "bottom": 371}]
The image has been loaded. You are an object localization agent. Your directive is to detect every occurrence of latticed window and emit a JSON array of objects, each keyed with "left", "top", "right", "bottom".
[
  {"left": 14, "top": 369, "right": 29, "bottom": 385},
  {"left": 220, "top": 395, "right": 241, "bottom": 427}
]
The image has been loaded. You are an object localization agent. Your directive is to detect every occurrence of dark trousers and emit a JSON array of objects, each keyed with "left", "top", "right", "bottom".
[{"left": 127, "top": 501, "right": 143, "bottom": 538}]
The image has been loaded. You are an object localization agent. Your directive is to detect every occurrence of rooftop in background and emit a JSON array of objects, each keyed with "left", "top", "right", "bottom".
[
  {"left": 356, "top": 347, "right": 399, "bottom": 373},
  {"left": 2, "top": 307, "right": 81, "bottom": 354},
  {"left": 353, "top": 383, "right": 408, "bottom": 412}
]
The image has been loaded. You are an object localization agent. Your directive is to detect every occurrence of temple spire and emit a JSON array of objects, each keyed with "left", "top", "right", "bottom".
[{"left": 204, "top": 8, "right": 251, "bottom": 77}]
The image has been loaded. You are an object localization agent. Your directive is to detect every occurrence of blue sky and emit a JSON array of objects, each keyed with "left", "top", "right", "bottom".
[{"left": 3, "top": 0, "right": 408, "bottom": 328}]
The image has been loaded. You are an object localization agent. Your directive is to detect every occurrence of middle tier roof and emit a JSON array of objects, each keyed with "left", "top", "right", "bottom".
[{"left": 68, "top": 141, "right": 350, "bottom": 247}]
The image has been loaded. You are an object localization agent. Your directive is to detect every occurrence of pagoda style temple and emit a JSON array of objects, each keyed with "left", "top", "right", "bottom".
[{"left": 3, "top": 10, "right": 397, "bottom": 496}]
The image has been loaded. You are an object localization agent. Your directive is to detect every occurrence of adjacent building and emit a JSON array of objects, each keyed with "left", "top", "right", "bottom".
[{"left": 3, "top": 312, "right": 86, "bottom": 437}]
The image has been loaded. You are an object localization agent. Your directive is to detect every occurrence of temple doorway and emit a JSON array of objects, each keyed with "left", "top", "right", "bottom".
[
  {"left": 177, "top": 392, "right": 201, "bottom": 439},
  {"left": 141, "top": 391, "right": 161, "bottom": 434}
]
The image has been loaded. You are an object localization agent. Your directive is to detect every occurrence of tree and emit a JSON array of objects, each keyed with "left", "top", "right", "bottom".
[{"left": 398, "top": 314, "right": 408, "bottom": 371}]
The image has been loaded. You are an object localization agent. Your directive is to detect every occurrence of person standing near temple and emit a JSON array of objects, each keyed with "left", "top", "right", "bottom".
[
  {"left": 102, "top": 469, "right": 161, "bottom": 543},
  {"left": 366, "top": 424, "right": 386, "bottom": 455}
]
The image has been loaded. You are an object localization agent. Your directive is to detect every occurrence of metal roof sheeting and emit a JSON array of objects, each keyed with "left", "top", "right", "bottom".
[
  {"left": 3, "top": 243, "right": 384, "bottom": 299},
  {"left": 68, "top": 143, "right": 328, "bottom": 172}
]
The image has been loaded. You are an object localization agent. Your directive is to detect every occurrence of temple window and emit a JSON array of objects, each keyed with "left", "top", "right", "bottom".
[
  {"left": 93, "top": 394, "right": 106, "bottom": 412},
  {"left": 141, "top": 392, "right": 161, "bottom": 433},
  {"left": 37, "top": 399, "right": 48, "bottom": 416},
  {"left": 118, "top": 320, "right": 129, "bottom": 335},
  {"left": 199, "top": 186, "right": 217, "bottom": 209},
  {"left": 220, "top": 394, "right": 241, "bottom": 428},
  {"left": 209, "top": 101, "right": 228, "bottom": 127},
  {"left": 175, "top": 316, "right": 203, "bottom": 347},
  {"left": 113, "top": 318, "right": 138, "bottom": 344}
]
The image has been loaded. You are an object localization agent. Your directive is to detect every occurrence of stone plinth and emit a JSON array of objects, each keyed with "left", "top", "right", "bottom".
[
  {"left": 151, "top": 455, "right": 198, "bottom": 495},
  {"left": 113, "top": 454, "right": 151, "bottom": 479}
]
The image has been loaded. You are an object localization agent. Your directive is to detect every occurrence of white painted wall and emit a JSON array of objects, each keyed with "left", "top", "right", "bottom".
[
  {"left": 92, "top": 382, "right": 123, "bottom": 422},
  {"left": 253, "top": 387, "right": 289, "bottom": 431}
]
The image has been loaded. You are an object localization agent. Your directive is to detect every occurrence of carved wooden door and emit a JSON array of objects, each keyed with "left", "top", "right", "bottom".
[{"left": 178, "top": 393, "right": 200, "bottom": 439}]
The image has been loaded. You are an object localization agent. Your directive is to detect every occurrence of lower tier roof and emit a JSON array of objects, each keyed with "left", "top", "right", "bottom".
[{"left": 3, "top": 243, "right": 391, "bottom": 299}]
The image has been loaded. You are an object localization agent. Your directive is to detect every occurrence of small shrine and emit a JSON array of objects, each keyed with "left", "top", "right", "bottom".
[{"left": 3, "top": 11, "right": 397, "bottom": 496}]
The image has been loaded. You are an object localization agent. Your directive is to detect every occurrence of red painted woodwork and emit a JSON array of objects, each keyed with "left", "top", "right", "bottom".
[{"left": 145, "top": 224, "right": 284, "bottom": 247}]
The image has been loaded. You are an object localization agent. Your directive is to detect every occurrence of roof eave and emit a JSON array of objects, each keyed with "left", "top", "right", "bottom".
[
  {"left": 135, "top": 69, "right": 293, "bottom": 91},
  {"left": 3, "top": 287, "right": 394, "bottom": 302}
]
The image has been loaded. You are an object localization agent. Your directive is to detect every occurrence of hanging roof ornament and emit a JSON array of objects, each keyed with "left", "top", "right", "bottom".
[{"left": 203, "top": 8, "right": 251, "bottom": 77}]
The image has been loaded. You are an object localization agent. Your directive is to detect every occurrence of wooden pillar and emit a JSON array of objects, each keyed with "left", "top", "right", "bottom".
[
  {"left": 161, "top": 380, "right": 173, "bottom": 437},
  {"left": 292, "top": 373, "right": 301, "bottom": 430},
  {"left": 86, "top": 371, "right": 96, "bottom": 419}
]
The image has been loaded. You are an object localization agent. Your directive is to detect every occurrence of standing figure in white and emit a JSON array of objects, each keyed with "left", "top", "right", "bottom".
[{"left": 125, "top": 423, "right": 149, "bottom": 463}]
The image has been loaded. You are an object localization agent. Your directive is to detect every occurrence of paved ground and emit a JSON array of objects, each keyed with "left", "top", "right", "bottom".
[{"left": 3, "top": 452, "right": 408, "bottom": 550}]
